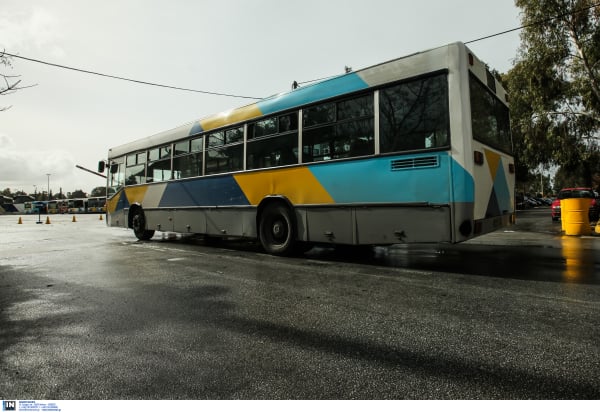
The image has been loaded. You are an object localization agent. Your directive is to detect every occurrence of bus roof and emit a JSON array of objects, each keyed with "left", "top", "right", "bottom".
[{"left": 108, "top": 41, "right": 506, "bottom": 159}]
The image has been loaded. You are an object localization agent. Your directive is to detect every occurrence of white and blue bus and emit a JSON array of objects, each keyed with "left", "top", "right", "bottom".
[
  {"left": 68, "top": 198, "right": 87, "bottom": 214},
  {"left": 87, "top": 197, "right": 107, "bottom": 213},
  {"left": 0, "top": 195, "right": 17, "bottom": 213},
  {"left": 100, "top": 42, "right": 515, "bottom": 255},
  {"left": 13, "top": 195, "right": 35, "bottom": 213}
]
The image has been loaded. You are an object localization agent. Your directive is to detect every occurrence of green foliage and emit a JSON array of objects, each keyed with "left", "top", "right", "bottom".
[
  {"left": 1, "top": 188, "right": 27, "bottom": 198},
  {"left": 90, "top": 186, "right": 107, "bottom": 197},
  {"left": 554, "top": 150, "right": 600, "bottom": 188},
  {"left": 69, "top": 189, "right": 87, "bottom": 199},
  {"left": 508, "top": 0, "right": 600, "bottom": 188}
]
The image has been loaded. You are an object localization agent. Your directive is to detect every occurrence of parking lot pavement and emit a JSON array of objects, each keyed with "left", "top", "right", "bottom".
[{"left": 0, "top": 211, "right": 599, "bottom": 399}]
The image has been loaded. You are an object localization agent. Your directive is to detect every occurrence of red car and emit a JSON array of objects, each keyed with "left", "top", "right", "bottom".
[{"left": 551, "top": 187, "right": 599, "bottom": 221}]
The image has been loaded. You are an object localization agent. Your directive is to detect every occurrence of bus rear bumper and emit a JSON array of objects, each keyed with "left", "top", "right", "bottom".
[{"left": 473, "top": 213, "right": 515, "bottom": 237}]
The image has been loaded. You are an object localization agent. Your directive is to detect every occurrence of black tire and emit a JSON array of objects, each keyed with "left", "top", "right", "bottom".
[
  {"left": 259, "top": 203, "right": 295, "bottom": 255},
  {"left": 131, "top": 208, "right": 155, "bottom": 241}
]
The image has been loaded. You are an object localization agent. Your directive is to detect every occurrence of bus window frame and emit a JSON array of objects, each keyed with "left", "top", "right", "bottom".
[
  {"left": 378, "top": 71, "right": 451, "bottom": 156},
  {"left": 468, "top": 72, "right": 512, "bottom": 155}
]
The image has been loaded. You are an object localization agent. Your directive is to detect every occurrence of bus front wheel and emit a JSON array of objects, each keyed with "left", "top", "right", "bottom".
[
  {"left": 131, "top": 208, "right": 155, "bottom": 241},
  {"left": 259, "top": 203, "right": 295, "bottom": 255}
]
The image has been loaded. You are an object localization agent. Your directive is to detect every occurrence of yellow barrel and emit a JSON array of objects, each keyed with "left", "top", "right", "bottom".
[{"left": 562, "top": 198, "right": 591, "bottom": 236}]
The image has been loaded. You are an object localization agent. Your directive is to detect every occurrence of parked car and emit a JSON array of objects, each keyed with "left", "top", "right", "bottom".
[{"left": 551, "top": 188, "right": 599, "bottom": 222}]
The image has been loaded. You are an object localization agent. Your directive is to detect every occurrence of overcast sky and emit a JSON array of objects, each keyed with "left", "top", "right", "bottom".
[{"left": 0, "top": 0, "right": 522, "bottom": 196}]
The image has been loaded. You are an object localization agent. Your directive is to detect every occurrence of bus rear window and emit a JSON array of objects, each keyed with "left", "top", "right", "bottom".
[{"left": 469, "top": 73, "right": 512, "bottom": 154}]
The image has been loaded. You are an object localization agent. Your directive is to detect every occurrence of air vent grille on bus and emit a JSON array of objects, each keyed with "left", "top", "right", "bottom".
[{"left": 390, "top": 156, "right": 439, "bottom": 171}]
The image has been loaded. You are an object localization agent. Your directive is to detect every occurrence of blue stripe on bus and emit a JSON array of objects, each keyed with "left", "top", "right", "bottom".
[
  {"left": 308, "top": 154, "right": 474, "bottom": 204},
  {"left": 493, "top": 161, "right": 512, "bottom": 212},
  {"left": 158, "top": 175, "right": 250, "bottom": 208},
  {"left": 188, "top": 122, "right": 204, "bottom": 135},
  {"left": 185, "top": 74, "right": 368, "bottom": 136},
  {"left": 450, "top": 160, "right": 475, "bottom": 203},
  {"left": 118, "top": 192, "right": 130, "bottom": 211},
  {"left": 257, "top": 73, "right": 370, "bottom": 115}
]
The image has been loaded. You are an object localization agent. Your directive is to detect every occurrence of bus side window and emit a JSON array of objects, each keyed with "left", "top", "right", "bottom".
[{"left": 379, "top": 73, "right": 449, "bottom": 154}]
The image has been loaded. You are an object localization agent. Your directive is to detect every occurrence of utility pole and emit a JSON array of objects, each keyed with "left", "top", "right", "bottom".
[{"left": 46, "top": 174, "right": 51, "bottom": 201}]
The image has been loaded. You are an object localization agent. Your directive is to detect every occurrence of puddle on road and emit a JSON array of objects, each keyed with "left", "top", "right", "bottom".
[
  {"left": 306, "top": 239, "right": 600, "bottom": 285},
  {"left": 131, "top": 227, "right": 600, "bottom": 285}
]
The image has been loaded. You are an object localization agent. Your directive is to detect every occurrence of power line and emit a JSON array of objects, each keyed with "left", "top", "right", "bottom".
[
  {"left": 296, "top": 2, "right": 600, "bottom": 84},
  {"left": 1, "top": 51, "right": 263, "bottom": 100},
  {"left": 465, "top": 1, "right": 600, "bottom": 44},
  {"left": 4, "top": 2, "right": 600, "bottom": 98}
]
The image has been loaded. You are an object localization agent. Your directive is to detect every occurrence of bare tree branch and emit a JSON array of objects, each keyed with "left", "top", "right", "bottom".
[{"left": 1, "top": 49, "right": 36, "bottom": 111}]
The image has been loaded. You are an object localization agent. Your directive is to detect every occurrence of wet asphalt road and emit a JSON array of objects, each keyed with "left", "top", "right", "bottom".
[{"left": 0, "top": 209, "right": 599, "bottom": 399}]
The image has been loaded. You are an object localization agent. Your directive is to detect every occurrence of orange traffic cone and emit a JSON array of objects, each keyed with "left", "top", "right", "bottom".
[
  {"left": 72, "top": 215, "right": 77, "bottom": 223},
  {"left": 45, "top": 216, "right": 51, "bottom": 224},
  {"left": 18, "top": 217, "right": 23, "bottom": 224}
]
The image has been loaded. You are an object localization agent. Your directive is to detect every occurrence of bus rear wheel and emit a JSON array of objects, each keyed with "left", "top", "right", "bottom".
[
  {"left": 131, "top": 208, "right": 155, "bottom": 241},
  {"left": 259, "top": 203, "right": 295, "bottom": 255}
]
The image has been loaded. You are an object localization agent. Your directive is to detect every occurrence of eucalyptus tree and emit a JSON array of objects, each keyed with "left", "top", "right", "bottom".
[{"left": 507, "top": 0, "right": 600, "bottom": 185}]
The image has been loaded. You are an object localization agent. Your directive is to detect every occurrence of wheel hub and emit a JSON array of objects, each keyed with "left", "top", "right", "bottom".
[{"left": 272, "top": 221, "right": 283, "bottom": 238}]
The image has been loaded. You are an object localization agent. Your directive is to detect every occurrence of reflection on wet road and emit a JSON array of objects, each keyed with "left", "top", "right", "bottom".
[
  {"left": 306, "top": 209, "right": 600, "bottom": 285},
  {"left": 375, "top": 240, "right": 599, "bottom": 284},
  {"left": 2, "top": 210, "right": 599, "bottom": 399},
  {"left": 560, "top": 236, "right": 599, "bottom": 283},
  {"left": 164, "top": 208, "right": 600, "bottom": 284}
]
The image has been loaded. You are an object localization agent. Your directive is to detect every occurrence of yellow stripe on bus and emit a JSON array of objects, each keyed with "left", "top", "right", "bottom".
[
  {"left": 234, "top": 167, "right": 334, "bottom": 206},
  {"left": 125, "top": 185, "right": 150, "bottom": 206},
  {"left": 484, "top": 149, "right": 501, "bottom": 179},
  {"left": 106, "top": 194, "right": 120, "bottom": 214},
  {"left": 200, "top": 104, "right": 263, "bottom": 132}
]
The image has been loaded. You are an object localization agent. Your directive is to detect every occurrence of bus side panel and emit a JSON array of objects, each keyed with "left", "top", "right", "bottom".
[
  {"left": 302, "top": 206, "right": 452, "bottom": 245},
  {"left": 173, "top": 209, "right": 207, "bottom": 234},
  {"left": 145, "top": 209, "right": 174, "bottom": 232},
  {"left": 171, "top": 208, "right": 256, "bottom": 238},
  {"left": 305, "top": 208, "right": 354, "bottom": 244},
  {"left": 204, "top": 208, "right": 250, "bottom": 237},
  {"left": 355, "top": 206, "right": 451, "bottom": 244},
  {"left": 108, "top": 208, "right": 127, "bottom": 229},
  {"left": 307, "top": 155, "right": 452, "bottom": 205}
]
